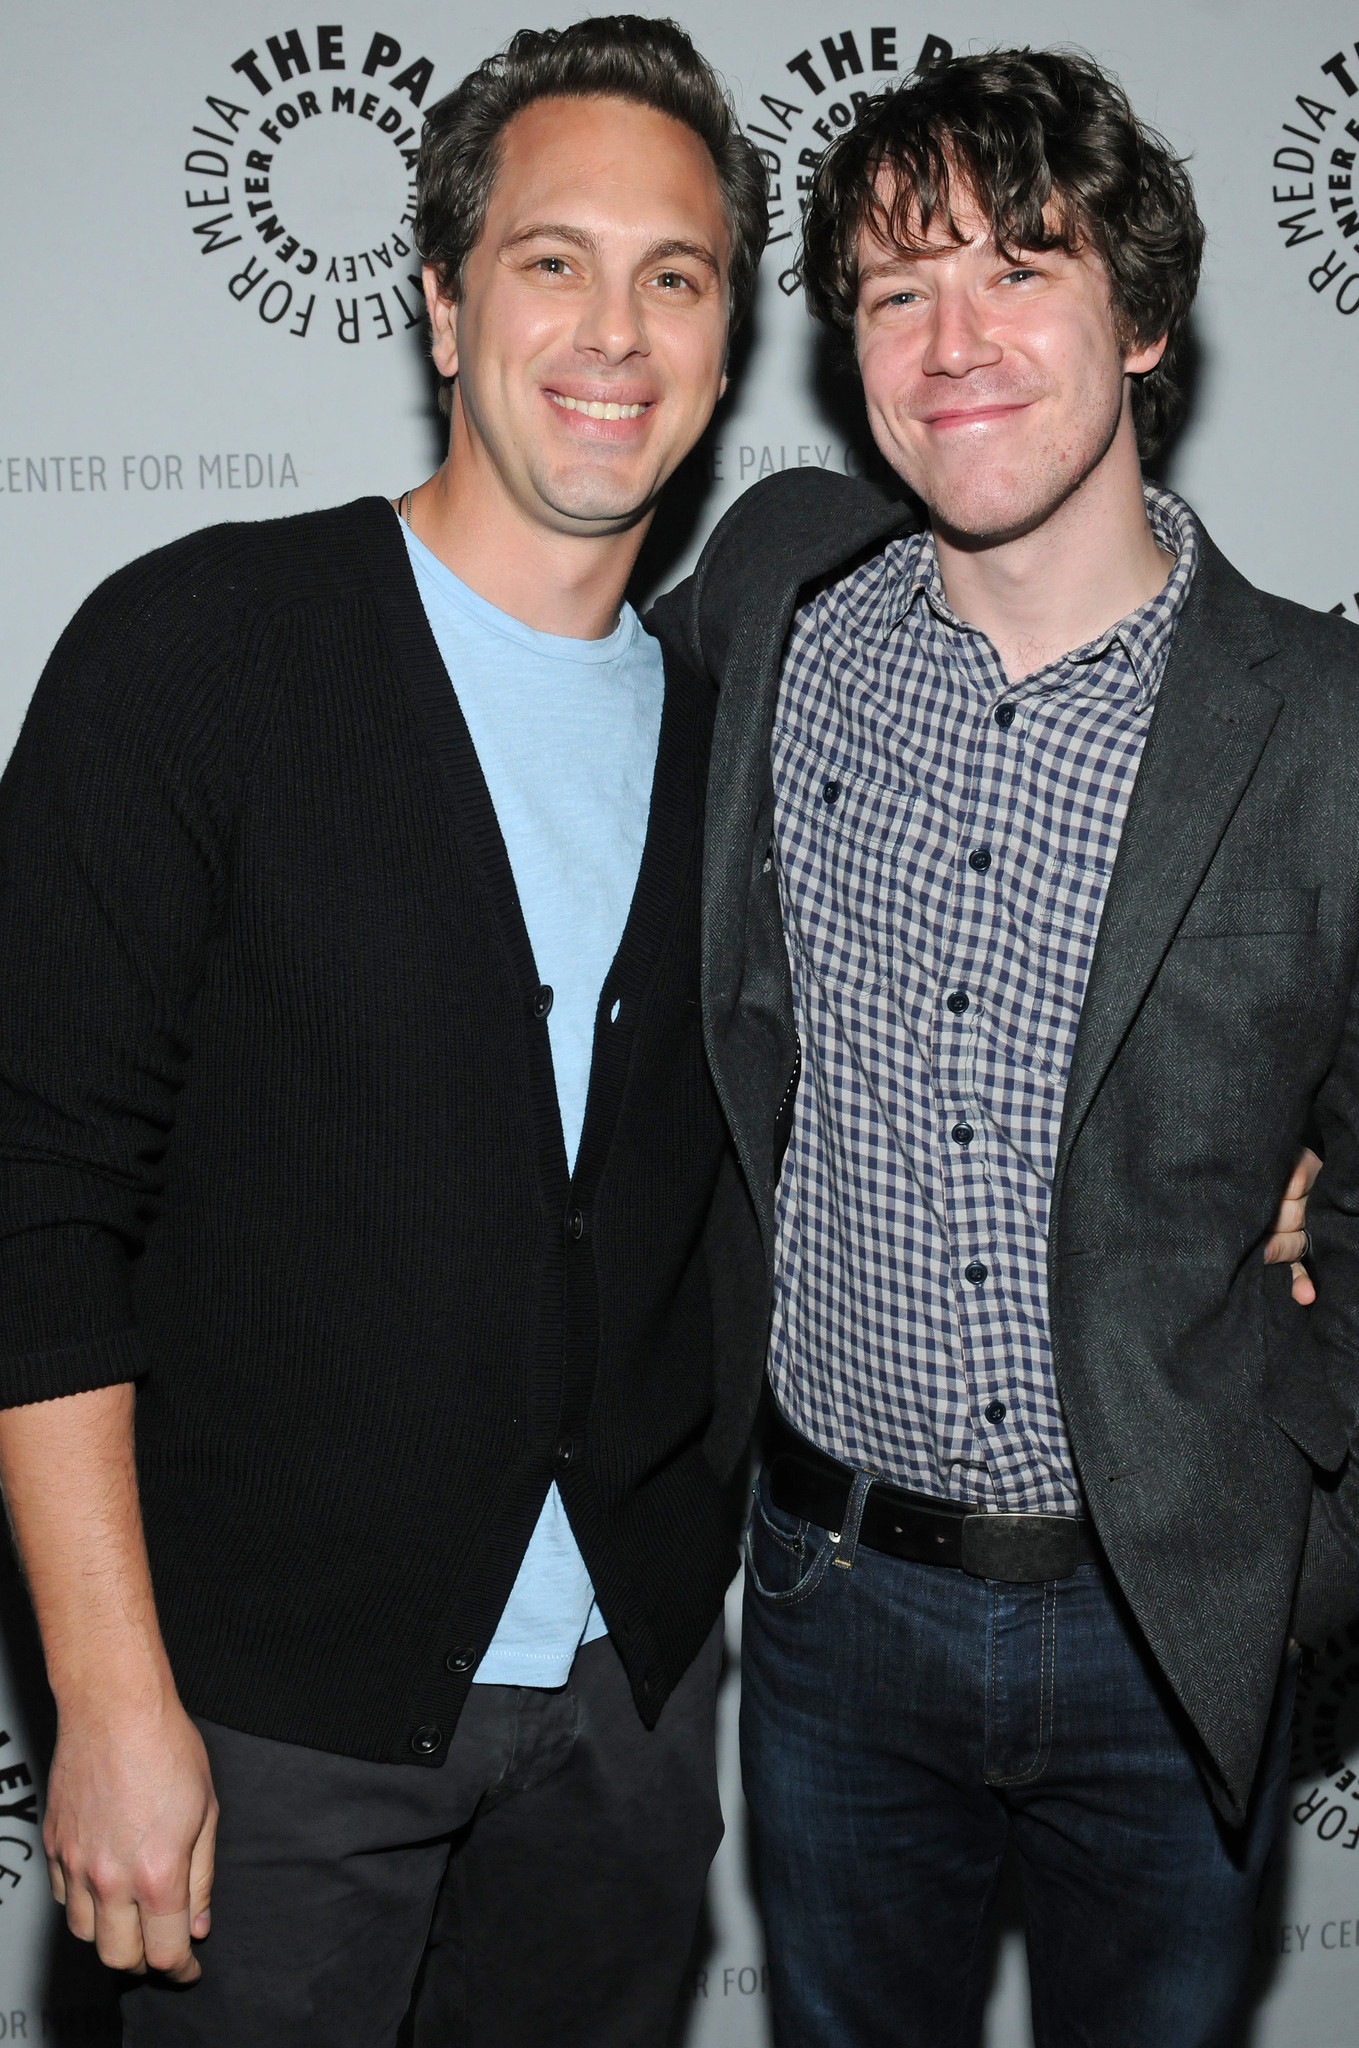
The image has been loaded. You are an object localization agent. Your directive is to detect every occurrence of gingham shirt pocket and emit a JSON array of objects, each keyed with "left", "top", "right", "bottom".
[{"left": 772, "top": 728, "right": 918, "bottom": 1001}]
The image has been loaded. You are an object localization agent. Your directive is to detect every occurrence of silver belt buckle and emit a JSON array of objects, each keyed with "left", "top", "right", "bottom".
[{"left": 959, "top": 1511, "right": 1081, "bottom": 1583}]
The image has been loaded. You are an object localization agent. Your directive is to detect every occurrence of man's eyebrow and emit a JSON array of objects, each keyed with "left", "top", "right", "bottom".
[
  {"left": 858, "top": 244, "right": 967, "bottom": 285},
  {"left": 501, "top": 222, "right": 600, "bottom": 255},
  {"left": 642, "top": 238, "right": 721, "bottom": 278}
]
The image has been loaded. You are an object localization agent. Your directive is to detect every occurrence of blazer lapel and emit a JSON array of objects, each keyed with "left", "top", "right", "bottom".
[{"left": 1053, "top": 538, "right": 1284, "bottom": 1204}]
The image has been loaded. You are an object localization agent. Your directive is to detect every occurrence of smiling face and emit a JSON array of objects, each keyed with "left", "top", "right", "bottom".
[
  {"left": 426, "top": 94, "right": 731, "bottom": 538},
  {"left": 854, "top": 182, "right": 1166, "bottom": 545}
]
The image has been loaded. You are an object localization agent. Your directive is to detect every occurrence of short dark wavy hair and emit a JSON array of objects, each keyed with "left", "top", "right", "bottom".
[
  {"left": 801, "top": 49, "right": 1205, "bottom": 458},
  {"left": 415, "top": 16, "right": 768, "bottom": 412}
]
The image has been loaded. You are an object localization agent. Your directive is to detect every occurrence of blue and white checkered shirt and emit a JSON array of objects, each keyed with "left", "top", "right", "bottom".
[{"left": 768, "top": 484, "right": 1198, "bottom": 1513}]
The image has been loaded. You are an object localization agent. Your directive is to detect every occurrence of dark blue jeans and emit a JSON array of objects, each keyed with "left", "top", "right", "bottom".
[{"left": 740, "top": 1464, "right": 1296, "bottom": 2048}]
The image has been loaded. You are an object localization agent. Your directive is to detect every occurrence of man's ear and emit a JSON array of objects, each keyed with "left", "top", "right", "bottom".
[
  {"left": 423, "top": 263, "right": 459, "bottom": 382},
  {"left": 1125, "top": 329, "right": 1168, "bottom": 377}
]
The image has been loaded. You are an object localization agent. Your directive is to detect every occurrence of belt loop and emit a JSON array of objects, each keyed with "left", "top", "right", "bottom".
[{"left": 832, "top": 1468, "right": 876, "bottom": 1570}]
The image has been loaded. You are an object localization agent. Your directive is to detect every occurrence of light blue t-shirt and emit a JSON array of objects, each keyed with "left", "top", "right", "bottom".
[{"left": 402, "top": 523, "right": 664, "bottom": 1687}]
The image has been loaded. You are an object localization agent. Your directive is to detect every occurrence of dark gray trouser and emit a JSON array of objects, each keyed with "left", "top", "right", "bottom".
[{"left": 122, "top": 1624, "right": 723, "bottom": 2048}]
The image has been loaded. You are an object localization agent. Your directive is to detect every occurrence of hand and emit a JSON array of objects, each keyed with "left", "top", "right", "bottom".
[
  {"left": 1263, "top": 1145, "right": 1321, "bottom": 1307},
  {"left": 44, "top": 1689, "right": 217, "bottom": 1980}
]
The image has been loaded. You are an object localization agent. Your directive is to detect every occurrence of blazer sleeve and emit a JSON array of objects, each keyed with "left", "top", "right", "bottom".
[{"left": 0, "top": 580, "right": 236, "bottom": 1407}]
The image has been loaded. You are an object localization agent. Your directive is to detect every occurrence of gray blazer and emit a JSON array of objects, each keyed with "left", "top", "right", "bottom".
[{"left": 652, "top": 468, "right": 1359, "bottom": 1826}]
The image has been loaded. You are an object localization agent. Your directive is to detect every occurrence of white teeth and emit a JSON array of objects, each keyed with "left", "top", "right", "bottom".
[{"left": 549, "top": 394, "right": 646, "bottom": 419}]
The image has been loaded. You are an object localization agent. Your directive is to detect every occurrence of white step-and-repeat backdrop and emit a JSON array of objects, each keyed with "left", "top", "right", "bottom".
[{"left": 1, "top": 2, "right": 1358, "bottom": 2039}]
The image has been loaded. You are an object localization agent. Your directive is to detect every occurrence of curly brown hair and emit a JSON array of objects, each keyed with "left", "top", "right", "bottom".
[
  {"left": 800, "top": 49, "right": 1205, "bottom": 458},
  {"left": 415, "top": 16, "right": 768, "bottom": 414}
]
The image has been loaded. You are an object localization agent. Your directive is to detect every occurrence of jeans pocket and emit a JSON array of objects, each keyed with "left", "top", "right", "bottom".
[{"left": 744, "top": 1474, "right": 834, "bottom": 1605}]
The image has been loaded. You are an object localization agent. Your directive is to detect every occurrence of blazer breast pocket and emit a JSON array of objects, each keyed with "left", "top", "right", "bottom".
[{"left": 1178, "top": 886, "right": 1319, "bottom": 940}]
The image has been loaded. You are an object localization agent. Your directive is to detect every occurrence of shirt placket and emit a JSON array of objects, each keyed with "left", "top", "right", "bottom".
[
  {"left": 933, "top": 622, "right": 1059, "bottom": 1505},
  {"left": 921, "top": 621, "right": 999, "bottom": 1499}
]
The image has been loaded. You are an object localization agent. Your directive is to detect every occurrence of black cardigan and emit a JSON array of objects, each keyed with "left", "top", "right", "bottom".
[{"left": 0, "top": 498, "right": 745, "bottom": 1763}]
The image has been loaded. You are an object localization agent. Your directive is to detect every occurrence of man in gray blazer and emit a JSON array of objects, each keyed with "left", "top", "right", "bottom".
[{"left": 655, "top": 47, "right": 1351, "bottom": 2048}]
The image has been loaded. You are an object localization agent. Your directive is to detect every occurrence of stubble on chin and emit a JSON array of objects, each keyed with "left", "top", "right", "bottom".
[{"left": 924, "top": 455, "right": 1084, "bottom": 548}]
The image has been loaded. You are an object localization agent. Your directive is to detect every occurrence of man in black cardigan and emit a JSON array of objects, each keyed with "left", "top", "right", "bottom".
[
  {"left": 652, "top": 48, "right": 1351, "bottom": 2048},
  {"left": 0, "top": 20, "right": 770, "bottom": 2044}
]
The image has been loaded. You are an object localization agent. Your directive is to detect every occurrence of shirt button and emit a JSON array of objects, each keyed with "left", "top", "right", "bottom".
[
  {"left": 566, "top": 1207, "right": 585, "bottom": 1241},
  {"left": 822, "top": 779, "right": 842, "bottom": 807},
  {"left": 556, "top": 1435, "right": 575, "bottom": 1467},
  {"left": 531, "top": 984, "right": 553, "bottom": 1019},
  {"left": 445, "top": 1646, "right": 477, "bottom": 1674},
  {"left": 995, "top": 703, "right": 1016, "bottom": 729},
  {"left": 984, "top": 1399, "right": 1008, "bottom": 1424},
  {"left": 410, "top": 1724, "right": 442, "bottom": 1756},
  {"left": 951, "top": 1123, "right": 974, "bottom": 1146},
  {"left": 964, "top": 1261, "right": 989, "bottom": 1286},
  {"left": 946, "top": 990, "right": 970, "bottom": 1014},
  {"left": 968, "top": 848, "right": 992, "bottom": 872}
]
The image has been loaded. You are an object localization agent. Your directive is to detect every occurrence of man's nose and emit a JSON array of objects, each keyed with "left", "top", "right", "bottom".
[
  {"left": 573, "top": 277, "right": 649, "bottom": 363},
  {"left": 920, "top": 288, "right": 1002, "bottom": 378}
]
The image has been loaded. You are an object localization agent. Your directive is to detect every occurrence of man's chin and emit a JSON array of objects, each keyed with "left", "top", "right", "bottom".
[
  {"left": 923, "top": 473, "right": 1086, "bottom": 552},
  {"left": 534, "top": 468, "right": 661, "bottom": 534}
]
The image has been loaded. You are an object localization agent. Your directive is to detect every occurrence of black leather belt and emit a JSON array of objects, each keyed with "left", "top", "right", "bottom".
[{"left": 765, "top": 1415, "right": 1098, "bottom": 1583}]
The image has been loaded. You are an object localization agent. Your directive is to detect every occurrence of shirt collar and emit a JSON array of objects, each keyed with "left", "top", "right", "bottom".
[{"left": 869, "top": 482, "right": 1199, "bottom": 712}]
